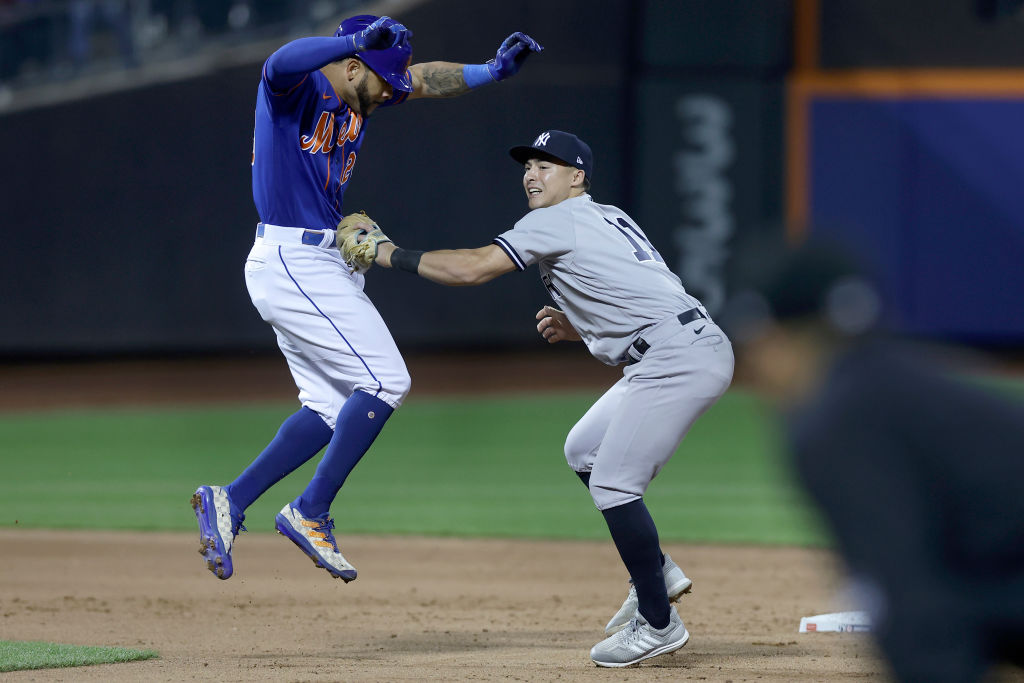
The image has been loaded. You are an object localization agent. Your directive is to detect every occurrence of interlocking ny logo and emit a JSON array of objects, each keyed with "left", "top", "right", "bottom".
[{"left": 534, "top": 132, "right": 551, "bottom": 146}]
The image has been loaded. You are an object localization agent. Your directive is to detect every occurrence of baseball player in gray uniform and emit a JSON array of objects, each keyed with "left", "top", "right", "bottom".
[{"left": 338, "top": 130, "right": 735, "bottom": 667}]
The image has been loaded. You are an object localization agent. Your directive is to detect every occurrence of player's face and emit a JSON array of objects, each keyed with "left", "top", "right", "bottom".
[
  {"left": 355, "top": 69, "right": 393, "bottom": 117},
  {"left": 522, "top": 158, "right": 580, "bottom": 209}
]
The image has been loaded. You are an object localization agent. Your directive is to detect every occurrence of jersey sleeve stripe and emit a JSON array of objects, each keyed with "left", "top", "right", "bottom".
[
  {"left": 264, "top": 66, "right": 308, "bottom": 96},
  {"left": 492, "top": 237, "right": 526, "bottom": 271}
]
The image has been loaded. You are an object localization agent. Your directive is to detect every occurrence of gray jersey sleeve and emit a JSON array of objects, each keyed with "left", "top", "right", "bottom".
[{"left": 492, "top": 204, "right": 575, "bottom": 270}]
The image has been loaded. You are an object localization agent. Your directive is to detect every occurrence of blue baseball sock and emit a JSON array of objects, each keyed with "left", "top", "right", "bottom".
[
  {"left": 226, "top": 406, "right": 333, "bottom": 512},
  {"left": 601, "top": 499, "right": 670, "bottom": 629},
  {"left": 294, "top": 390, "right": 395, "bottom": 519}
]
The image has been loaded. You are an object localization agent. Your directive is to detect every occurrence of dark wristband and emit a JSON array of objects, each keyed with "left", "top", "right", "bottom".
[{"left": 391, "top": 248, "right": 424, "bottom": 274}]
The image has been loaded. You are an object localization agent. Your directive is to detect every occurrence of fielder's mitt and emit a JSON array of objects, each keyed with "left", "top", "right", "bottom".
[{"left": 336, "top": 211, "right": 392, "bottom": 271}]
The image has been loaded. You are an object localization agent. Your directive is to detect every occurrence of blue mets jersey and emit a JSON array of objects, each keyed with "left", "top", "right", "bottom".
[{"left": 251, "top": 65, "right": 407, "bottom": 230}]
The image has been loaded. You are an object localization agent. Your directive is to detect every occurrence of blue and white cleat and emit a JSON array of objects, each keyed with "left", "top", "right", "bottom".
[
  {"left": 191, "top": 485, "right": 245, "bottom": 580},
  {"left": 274, "top": 503, "right": 357, "bottom": 582}
]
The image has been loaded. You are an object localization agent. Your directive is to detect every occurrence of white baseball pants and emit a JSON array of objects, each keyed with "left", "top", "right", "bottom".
[{"left": 244, "top": 225, "right": 411, "bottom": 428}]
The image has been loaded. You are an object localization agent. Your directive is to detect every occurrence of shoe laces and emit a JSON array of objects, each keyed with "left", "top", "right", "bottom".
[
  {"left": 308, "top": 515, "right": 340, "bottom": 552},
  {"left": 223, "top": 490, "right": 246, "bottom": 537},
  {"left": 622, "top": 616, "right": 643, "bottom": 645}
]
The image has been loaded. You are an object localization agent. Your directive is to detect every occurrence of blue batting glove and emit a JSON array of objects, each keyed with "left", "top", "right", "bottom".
[
  {"left": 354, "top": 16, "right": 413, "bottom": 51},
  {"left": 487, "top": 31, "right": 543, "bottom": 81}
]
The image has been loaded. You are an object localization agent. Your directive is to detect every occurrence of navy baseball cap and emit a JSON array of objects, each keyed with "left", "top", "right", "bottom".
[
  {"left": 334, "top": 15, "right": 413, "bottom": 92},
  {"left": 509, "top": 130, "right": 594, "bottom": 179}
]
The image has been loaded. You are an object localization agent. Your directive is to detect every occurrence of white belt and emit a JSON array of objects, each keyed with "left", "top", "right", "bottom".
[{"left": 255, "top": 223, "right": 337, "bottom": 248}]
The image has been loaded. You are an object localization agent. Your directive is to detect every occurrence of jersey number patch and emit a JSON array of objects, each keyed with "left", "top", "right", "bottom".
[{"left": 602, "top": 214, "right": 664, "bottom": 264}]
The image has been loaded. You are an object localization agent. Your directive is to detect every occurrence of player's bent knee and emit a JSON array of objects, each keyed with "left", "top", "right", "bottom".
[
  {"left": 563, "top": 445, "right": 583, "bottom": 471},
  {"left": 390, "top": 369, "right": 411, "bottom": 406},
  {"left": 375, "top": 372, "right": 411, "bottom": 408},
  {"left": 563, "top": 429, "right": 598, "bottom": 472},
  {"left": 589, "top": 483, "right": 642, "bottom": 511}
]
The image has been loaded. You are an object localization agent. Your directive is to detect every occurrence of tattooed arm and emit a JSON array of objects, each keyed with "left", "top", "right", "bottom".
[
  {"left": 406, "top": 62, "right": 472, "bottom": 99},
  {"left": 402, "top": 34, "right": 542, "bottom": 100},
  {"left": 401, "top": 34, "right": 542, "bottom": 101}
]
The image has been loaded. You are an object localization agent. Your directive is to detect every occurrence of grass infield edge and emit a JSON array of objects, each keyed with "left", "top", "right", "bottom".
[{"left": 0, "top": 640, "right": 159, "bottom": 672}]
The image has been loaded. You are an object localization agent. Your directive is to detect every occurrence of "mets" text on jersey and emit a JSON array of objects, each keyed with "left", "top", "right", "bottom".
[{"left": 300, "top": 110, "right": 362, "bottom": 155}]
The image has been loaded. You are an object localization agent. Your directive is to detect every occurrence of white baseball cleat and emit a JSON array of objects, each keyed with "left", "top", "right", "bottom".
[
  {"left": 604, "top": 553, "right": 692, "bottom": 634},
  {"left": 591, "top": 605, "right": 689, "bottom": 667},
  {"left": 274, "top": 503, "right": 357, "bottom": 581}
]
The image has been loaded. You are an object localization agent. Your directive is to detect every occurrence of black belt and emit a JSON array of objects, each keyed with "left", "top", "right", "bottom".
[{"left": 627, "top": 308, "right": 707, "bottom": 364}]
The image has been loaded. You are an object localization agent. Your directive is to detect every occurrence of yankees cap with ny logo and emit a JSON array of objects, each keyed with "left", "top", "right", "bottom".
[{"left": 509, "top": 130, "right": 593, "bottom": 179}]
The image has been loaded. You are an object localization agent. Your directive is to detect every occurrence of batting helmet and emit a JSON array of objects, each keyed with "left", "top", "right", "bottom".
[{"left": 334, "top": 15, "right": 414, "bottom": 93}]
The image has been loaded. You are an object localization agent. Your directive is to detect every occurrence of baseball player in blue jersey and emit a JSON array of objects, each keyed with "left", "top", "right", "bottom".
[
  {"left": 190, "top": 15, "right": 542, "bottom": 582},
  {"left": 339, "top": 130, "right": 735, "bottom": 667}
]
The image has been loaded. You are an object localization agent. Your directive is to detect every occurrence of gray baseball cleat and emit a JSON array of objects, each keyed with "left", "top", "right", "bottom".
[
  {"left": 591, "top": 605, "right": 690, "bottom": 667},
  {"left": 604, "top": 553, "right": 692, "bottom": 634},
  {"left": 274, "top": 503, "right": 357, "bottom": 581}
]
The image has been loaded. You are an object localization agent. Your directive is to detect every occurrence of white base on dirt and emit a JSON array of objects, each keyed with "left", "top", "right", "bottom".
[{"left": 799, "top": 610, "right": 872, "bottom": 633}]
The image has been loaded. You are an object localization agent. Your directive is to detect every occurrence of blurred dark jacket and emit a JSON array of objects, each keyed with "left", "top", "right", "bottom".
[{"left": 788, "top": 336, "right": 1024, "bottom": 683}]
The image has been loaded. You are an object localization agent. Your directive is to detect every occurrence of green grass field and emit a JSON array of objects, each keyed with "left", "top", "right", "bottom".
[
  {"left": 0, "top": 641, "right": 157, "bottom": 672},
  {"left": 0, "top": 390, "right": 828, "bottom": 546}
]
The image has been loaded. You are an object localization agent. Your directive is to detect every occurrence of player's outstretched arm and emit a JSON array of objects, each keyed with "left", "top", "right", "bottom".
[
  {"left": 536, "top": 306, "right": 581, "bottom": 343},
  {"left": 406, "top": 31, "right": 543, "bottom": 99},
  {"left": 265, "top": 38, "right": 358, "bottom": 91},
  {"left": 265, "top": 17, "right": 412, "bottom": 92},
  {"left": 376, "top": 242, "right": 516, "bottom": 285},
  {"left": 407, "top": 62, "right": 473, "bottom": 98}
]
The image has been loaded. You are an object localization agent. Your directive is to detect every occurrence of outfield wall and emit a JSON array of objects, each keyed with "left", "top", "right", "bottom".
[{"left": 787, "top": 0, "right": 1024, "bottom": 346}]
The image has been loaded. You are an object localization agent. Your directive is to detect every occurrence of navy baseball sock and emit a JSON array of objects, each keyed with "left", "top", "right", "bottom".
[
  {"left": 294, "top": 391, "right": 394, "bottom": 519},
  {"left": 587, "top": 475, "right": 667, "bottom": 577},
  {"left": 601, "top": 499, "right": 671, "bottom": 629},
  {"left": 226, "top": 406, "right": 333, "bottom": 512}
]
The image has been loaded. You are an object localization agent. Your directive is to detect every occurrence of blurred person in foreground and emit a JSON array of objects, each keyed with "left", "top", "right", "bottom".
[{"left": 726, "top": 240, "right": 1024, "bottom": 683}]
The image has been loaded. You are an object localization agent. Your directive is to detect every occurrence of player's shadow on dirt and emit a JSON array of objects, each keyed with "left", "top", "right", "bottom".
[
  {"left": 320, "top": 629, "right": 692, "bottom": 667},
  {"left": 239, "top": 630, "right": 695, "bottom": 669},
  {"left": 341, "top": 629, "right": 584, "bottom": 655}
]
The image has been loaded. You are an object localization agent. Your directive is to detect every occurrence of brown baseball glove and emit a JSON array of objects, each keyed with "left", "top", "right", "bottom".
[{"left": 336, "top": 211, "right": 392, "bottom": 272}]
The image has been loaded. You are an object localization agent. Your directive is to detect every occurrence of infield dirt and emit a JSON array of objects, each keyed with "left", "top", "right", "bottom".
[{"left": 2, "top": 529, "right": 887, "bottom": 681}]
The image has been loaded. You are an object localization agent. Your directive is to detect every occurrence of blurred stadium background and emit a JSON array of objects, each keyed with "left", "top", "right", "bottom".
[{"left": 2, "top": 0, "right": 1023, "bottom": 360}]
